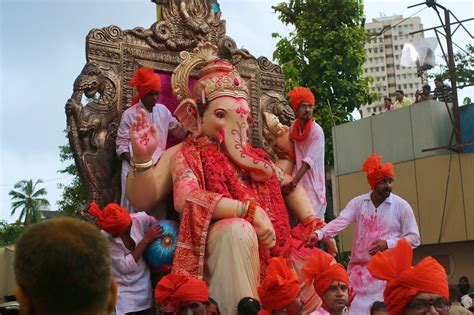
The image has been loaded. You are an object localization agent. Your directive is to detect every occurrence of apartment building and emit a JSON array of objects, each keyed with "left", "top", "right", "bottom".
[{"left": 361, "top": 15, "right": 426, "bottom": 117}]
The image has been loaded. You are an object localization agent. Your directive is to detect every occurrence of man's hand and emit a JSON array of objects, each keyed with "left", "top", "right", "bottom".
[
  {"left": 302, "top": 232, "right": 320, "bottom": 248},
  {"left": 143, "top": 224, "right": 164, "bottom": 244},
  {"left": 369, "top": 239, "right": 388, "bottom": 256},
  {"left": 120, "top": 152, "right": 132, "bottom": 163},
  {"left": 281, "top": 180, "right": 297, "bottom": 196}
]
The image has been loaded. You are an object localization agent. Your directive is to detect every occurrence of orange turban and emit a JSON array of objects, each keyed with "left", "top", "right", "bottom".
[
  {"left": 287, "top": 86, "right": 315, "bottom": 112},
  {"left": 301, "top": 251, "right": 349, "bottom": 298},
  {"left": 88, "top": 202, "right": 131, "bottom": 236},
  {"left": 362, "top": 153, "right": 394, "bottom": 189},
  {"left": 368, "top": 239, "right": 448, "bottom": 315},
  {"left": 155, "top": 273, "right": 209, "bottom": 312},
  {"left": 258, "top": 257, "right": 300, "bottom": 315},
  {"left": 128, "top": 67, "right": 161, "bottom": 105}
]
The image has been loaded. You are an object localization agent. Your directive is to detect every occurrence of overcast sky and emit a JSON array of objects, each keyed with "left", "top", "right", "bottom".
[{"left": 1, "top": 0, "right": 472, "bottom": 222}]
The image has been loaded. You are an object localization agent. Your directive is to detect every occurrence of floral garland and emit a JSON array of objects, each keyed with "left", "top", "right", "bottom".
[{"left": 196, "top": 137, "right": 292, "bottom": 273}]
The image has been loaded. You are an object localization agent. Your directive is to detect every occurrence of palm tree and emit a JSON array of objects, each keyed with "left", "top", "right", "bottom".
[{"left": 9, "top": 179, "right": 50, "bottom": 226}]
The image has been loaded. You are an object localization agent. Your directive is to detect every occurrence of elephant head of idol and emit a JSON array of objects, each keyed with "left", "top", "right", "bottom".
[{"left": 172, "top": 42, "right": 273, "bottom": 182}]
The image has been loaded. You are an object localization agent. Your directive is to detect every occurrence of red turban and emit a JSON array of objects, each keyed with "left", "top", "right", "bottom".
[
  {"left": 88, "top": 202, "right": 131, "bottom": 236},
  {"left": 368, "top": 239, "right": 448, "bottom": 315},
  {"left": 155, "top": 273, "right": 209, "bottom": 312},
  {"left": 301, "top": 251, "right": 349, "bottom": 298},
  {"left": 362, "top": 153, "right": 394, "bottom": 189},
  {"left": 287, "top": 86, "right": 315, "bottom": 112},
  {"left": 258, "top": 257, "right": 300, "bottom": 315},
  {"left": 128, "top": 67, "right": 161, "bottom": 105}
]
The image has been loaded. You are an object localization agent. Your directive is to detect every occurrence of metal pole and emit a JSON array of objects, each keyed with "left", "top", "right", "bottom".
[{"left": 444, "top": 9, "right": 462, "bottom": 147}]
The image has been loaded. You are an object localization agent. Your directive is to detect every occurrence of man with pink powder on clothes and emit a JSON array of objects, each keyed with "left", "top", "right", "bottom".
[{"left": 305, "top": 153, "right": 420, "bottom": 314}]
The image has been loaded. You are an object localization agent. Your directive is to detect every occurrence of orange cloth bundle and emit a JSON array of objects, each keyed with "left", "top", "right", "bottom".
[
  {"left": 258, "top": 257, "right": 300, "bottom": 315},
  {"left": 155, "top": 273, "right": 209, "bottom": 312},
  {"left": 368, "top": 239, "right": 448, "bottom": 315},
  {"left": 361, "top": 152, "right": 394, "bottom": 189},
  {"left": 287, "top": 86, "right": 315, "bottom": 111},
  {"left": 88, "top": 202, "right": 131, "bottom": 236},
  {"left": 128, "top": 67, "right": 161, "bottom": 105},
  {"left": 301, "top": 251, "right": 349, "bottom": 297}
]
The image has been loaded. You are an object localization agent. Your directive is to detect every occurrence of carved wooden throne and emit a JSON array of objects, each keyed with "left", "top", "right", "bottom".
[{"left": 66, "top": 0, "right": 294, "bottom": 209}]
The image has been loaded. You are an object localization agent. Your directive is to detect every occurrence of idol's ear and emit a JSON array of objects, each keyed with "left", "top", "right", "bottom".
[{"left": 174, "top": 98, "right": 201, "bottom": 135}]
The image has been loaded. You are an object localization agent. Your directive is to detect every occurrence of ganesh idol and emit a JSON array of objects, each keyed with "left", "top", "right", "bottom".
[{"left": 125, "top": 42, "right": 337, "bottom": 315}]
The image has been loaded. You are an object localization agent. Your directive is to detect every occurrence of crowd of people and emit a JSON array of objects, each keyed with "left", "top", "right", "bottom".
[
  {"left": 380, "top": 76, "right": 453, "bottom": 114},
  {"left": 9, "top": 66, "right": 471, "bottom": 315},
  {"left": 13, "top": 217, "right": 473, "bottom": 315}
]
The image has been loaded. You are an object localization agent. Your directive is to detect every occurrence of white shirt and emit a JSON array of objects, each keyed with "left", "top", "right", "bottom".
[
  {"left": 317, "top": 192, "right": 420, "bottom": 263},
  {"left": 103, "top": 212, "right": 156, "bottom": 315},
  {"left": 291, "top": 120, "right": 327, "bottom": 219},
  {"left": 316, "top": 192, "right": 420, "bottom": 314}
]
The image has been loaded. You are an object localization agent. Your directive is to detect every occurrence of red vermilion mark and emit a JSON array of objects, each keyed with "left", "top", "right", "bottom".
[{"left": 140, "top": 132, "right": 150, "bottom": 146}]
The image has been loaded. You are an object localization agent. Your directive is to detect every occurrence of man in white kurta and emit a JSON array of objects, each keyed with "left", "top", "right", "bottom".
[
  {"left": 116, "top": 100, "right": 187, "bottom": 213},
  {"left": 311, "top": 153, "right": 420, "bottom": 315},
  {"left": 104, "top": 212, "right": 157, "bottom": 315},
  {"left": 291, "top": 120, "right": 327, "bottom": 219},
  {"left": 285, "top": 86, "right": 327, "bottom": 220}
]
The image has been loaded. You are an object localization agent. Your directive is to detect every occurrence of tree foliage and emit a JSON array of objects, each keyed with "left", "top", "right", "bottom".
[
  {"left": 272, "top": 0, "right": 376, "bottom": 163},
  {"left": 0, "top": 221, "right": 24, "bottom": 246},
  {"left": 57, "top": 141, "right": 86, "bottom": 217},
  {"left": 431, "top": 44, "right": 474, "bottom": 90},
  {"left": 9, "top": 179, "right": 50, "bottom": 226}
]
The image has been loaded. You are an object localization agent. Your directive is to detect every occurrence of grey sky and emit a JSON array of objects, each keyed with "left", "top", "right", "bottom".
[{"left": 1, "top": 0, "right": 472, "bottom": 222}]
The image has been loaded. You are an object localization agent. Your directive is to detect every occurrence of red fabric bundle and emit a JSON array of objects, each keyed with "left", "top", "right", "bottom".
[
  {"left": 128, "top": 67, "right": 161, "bottom": 105},
  {"left": 301, "top": 251, "right": 349, "bottom": 298},
  {"left": 287, "top": 86, "right": 315, "bottom": 111},
  {"left": 88, "top": 202, "right": 131, "bottom": 236},
  {"left": 258, "top": 257, "right": 300, "bottom": 314},
  {"left": 361, "top": 152, "right": 394, "bottom": 189},
  {"left": 155, "top": 273, "right": 209, "bottom": 312},
  {"left": 368, "top": 239, "right": 448, "bottom": 315}
]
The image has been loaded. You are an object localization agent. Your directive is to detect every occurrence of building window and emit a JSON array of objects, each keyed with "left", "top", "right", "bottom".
[
  {"left": 386, "top": 63, "right": 394, "bottom": 68},
  {"left": 385, "top": 44, "right": 393, "bottom": 49},
  {"left": 388, "top": 73, "right": 395, "bottom": 78},
  {"left": 388, "top": 83, "right": 396, "bottom": 88},
  {"left": 381, "top": 66, "right": 385, "bottom": 71}
]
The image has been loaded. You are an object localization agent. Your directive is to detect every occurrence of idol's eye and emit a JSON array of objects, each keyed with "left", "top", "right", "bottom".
[{"left": 215, "top": 110, "right": 225, "bottom": 119}]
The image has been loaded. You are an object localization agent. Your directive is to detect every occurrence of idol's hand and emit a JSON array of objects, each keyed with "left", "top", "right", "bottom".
[
  {"left": 130, "top": 109, "right": 160, "bottom": 163},
  {"left": 252, "top": 206, "right": 276, "bottom": 249}
]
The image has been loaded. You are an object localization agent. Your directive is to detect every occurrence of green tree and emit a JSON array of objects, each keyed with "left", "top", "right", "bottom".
[
  {"left": 272, "top": 0, "right": 376, "bottom": 163},
  {"left": 9, "top": 179, "right": 50, "bottom": 226},
  {"left": 57, "top": 142, "right": 86, "bottom": 217},
  {"left": 0, "top": 220, "right": 24, "bottom": 246},
  {"left": 431, "top": 44, "right": 474, "bottom": 91}
]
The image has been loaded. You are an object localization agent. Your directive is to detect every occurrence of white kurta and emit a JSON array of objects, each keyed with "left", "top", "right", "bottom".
[
  {"left": 103, "top": 212, "right": 157, "bottom": 315},
  {"left": 316, "top": 192, "right": 420, "bottom": 315},
  {"left": 116, "top": 101, "right": 187, "bottom": 213},
  {"left": 292, "top": 120, "right": 327, "bottom": 219}
]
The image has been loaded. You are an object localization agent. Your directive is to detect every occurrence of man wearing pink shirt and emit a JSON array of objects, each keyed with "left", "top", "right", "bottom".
[
  {"left": 305, "top": 153, "right": 420, "bottom": 314},
  {"left": 282, "top": 86, "right": 327, "bottom": 220}
]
